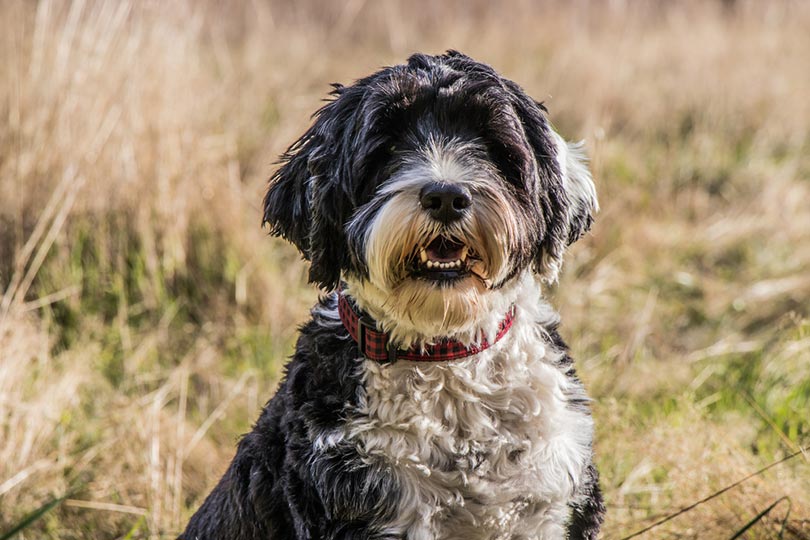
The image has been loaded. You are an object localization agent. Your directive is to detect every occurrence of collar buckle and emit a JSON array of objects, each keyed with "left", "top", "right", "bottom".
[
  {"left": 356, "top": 314, "right": 374, "bottom": 355},
  {"left": 356, "top": 314, "right": 397, "bottom": 365}
]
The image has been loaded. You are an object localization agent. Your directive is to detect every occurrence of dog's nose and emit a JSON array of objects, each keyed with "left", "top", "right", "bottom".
[{"left": 419, "top": 182, "right": 471, "bottom": 223}]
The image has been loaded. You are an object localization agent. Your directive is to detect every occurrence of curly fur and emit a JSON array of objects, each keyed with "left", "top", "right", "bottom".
[{"left": 180, "top": 50, "right": 604, "bottom": 540}]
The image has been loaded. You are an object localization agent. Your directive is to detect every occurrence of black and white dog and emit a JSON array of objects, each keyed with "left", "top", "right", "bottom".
[{"left": 181, "top": 51, "right": 604, "bottom": 540}]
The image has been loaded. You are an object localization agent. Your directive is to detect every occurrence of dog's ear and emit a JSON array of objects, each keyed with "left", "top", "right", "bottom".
[
  {"left": 263, "top": 143, "right": 313, "bottom": 255},
  {"left": 263, "top": 85, "right": 365, "bottom": 290},
  {"left": 555, "top": 135, "right": 599, "bottom": 247},
  {"left": 504, "top": 81, "right": 597, "bottom": 282}
]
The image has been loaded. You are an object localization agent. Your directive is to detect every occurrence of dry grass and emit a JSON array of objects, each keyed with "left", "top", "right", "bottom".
[{"left": 1, "top": 1, "right": 808, "bottom": 538}]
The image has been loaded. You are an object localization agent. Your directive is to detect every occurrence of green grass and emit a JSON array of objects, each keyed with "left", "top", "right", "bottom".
[{"left": 1, "top": 1, "right": 809, "bottom": 539}]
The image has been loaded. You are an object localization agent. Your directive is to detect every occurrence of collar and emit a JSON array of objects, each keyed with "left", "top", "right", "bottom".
[{"left": 337, "top": 290, "right": 516, "bottom": 364}]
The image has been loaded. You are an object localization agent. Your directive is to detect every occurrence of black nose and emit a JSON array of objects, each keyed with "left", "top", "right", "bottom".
[{"left": 419, "top": 182, "right": 472, "bottom": 223}]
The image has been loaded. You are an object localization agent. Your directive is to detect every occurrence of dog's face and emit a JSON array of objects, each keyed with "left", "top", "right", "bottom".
[{"left": 264, "top": 51, "right": 597, "bottom": 341}]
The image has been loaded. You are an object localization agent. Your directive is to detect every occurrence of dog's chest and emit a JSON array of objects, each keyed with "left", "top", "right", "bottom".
[{"left": 346, "top": 321, "right": 593, "bottom": 539}]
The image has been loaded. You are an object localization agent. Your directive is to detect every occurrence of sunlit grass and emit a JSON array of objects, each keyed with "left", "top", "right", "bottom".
[{"left": 1, "top": 1, "right": 808, "bottom": 538}]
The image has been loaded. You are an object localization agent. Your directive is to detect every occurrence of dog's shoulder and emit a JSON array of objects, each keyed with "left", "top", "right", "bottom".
[{"left": 263, "top": 294, "right": 364, "bottom": 433}]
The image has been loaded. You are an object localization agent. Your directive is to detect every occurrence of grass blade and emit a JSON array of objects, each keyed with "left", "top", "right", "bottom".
[
  {"left": 119, "top": 516, "right": 146, "bottom": 540},
  {"left": 0, "top": 495, "right": 68, "bottom": 540},
  {"left": 729, "top": 496, "right": 792, "bottom": 540}
]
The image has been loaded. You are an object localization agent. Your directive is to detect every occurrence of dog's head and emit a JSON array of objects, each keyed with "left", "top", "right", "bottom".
[{"left": 264, "top": 51, "right": 597, "bottom": 342}]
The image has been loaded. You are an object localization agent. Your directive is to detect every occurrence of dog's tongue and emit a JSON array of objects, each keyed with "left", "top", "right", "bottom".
[{"left": 426, "top": 237, "right": 464, "bottom": 262}]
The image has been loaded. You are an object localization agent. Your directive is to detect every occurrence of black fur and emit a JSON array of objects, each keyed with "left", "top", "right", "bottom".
[
  {"left": 181, "top": 296, "right": 604, "bottom": 539},
  {"left": 185, "top": 51, "right": 603, "bottom": 539},
  {"left": 547, "top": 326, "right": 607, "bottom": 538},
  {"left": 182, "top": 298, "right": 401, "bottom": 539},
  {"left": 262, "top": 50, "right": 592, "bottom": 290}
]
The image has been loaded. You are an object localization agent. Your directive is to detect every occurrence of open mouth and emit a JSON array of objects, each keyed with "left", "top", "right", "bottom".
[{"left": 410, "top": 235, "right": 475, "bottom": 282}]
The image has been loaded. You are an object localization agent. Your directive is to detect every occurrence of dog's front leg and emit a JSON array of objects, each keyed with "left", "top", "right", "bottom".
[{"left": 179, "top": 441, "right": 277, "bottom": 540}]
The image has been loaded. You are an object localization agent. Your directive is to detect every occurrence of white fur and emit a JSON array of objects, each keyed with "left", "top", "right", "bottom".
[
  {"left": 325, "top": 131, "right": 596, "bottom": 538},
  {"left": 345, "top": 138, "right": 523, "bottom": 346},
  {"left": 540, "top": 133, "right": 599, "bottom": 283},
  {"left": 554, "top": 134, "right": 599, "bottom": 221},
  {"left": 316, "top": 273, "right": 594, "bottom": 539}
]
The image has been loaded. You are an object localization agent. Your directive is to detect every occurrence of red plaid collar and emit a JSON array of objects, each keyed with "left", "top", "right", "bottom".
[{"left": 337, "top": 291, "right": 516, "bottom": 364}]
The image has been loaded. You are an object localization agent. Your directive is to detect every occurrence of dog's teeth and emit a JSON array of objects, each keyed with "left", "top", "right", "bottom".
[
  {"left": 419, "top": 249, "right": 428, "bottom": 263},
  {"left": 460, "top": 247, "right": 469, "bottom": 261},
  {"left": 425, "top": 259, "right": 466, "bottom": 271}
]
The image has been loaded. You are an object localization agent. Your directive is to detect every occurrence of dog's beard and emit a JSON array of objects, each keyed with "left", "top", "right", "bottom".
[{"left": 346, "top": 182, "right": 527, "bottom": 346}]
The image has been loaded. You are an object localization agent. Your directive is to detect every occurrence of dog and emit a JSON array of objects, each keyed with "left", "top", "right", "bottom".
[{"left": 180, "top": 51, "right": 604, "bottom": 540}]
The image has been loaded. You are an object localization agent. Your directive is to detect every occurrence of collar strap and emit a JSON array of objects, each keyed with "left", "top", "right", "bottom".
[{"left": 337, "top": 291, "right": 516, "bottom": 364}]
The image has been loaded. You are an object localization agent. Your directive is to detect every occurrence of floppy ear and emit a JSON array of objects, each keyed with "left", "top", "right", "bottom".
[
  {"left": 263, "top": 142, "right": 313, "bottom": 256},
  {"left": 504, "top": 81, "right": 597, "bottom": 282},
  {"left": 555, "top": 135, "right": 599, "bottom": 247},
  {"left": 263, "top": 84, "right": 365, "bottom": 290}
]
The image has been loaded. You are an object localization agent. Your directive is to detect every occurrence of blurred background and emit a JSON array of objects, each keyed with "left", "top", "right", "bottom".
[{"left": 1, "top": 0, "right": 808, "bottom": 538}]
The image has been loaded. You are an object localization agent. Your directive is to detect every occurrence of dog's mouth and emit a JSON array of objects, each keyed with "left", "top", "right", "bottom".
[{"left": 408, "top": 235, "right": 486, "bottom": 283}]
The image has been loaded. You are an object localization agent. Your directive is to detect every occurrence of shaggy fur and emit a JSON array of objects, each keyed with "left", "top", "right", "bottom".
[{"left": 180, "top": 50, "right": 604, "bottom": 540}]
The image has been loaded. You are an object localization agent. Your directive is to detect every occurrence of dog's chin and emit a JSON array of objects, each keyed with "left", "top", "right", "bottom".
[
  {"left": 346, "top": 238, "right": 521, "bottom": 347},
  {"left": 346, "top": 275, "right": 488, "bottom": 348}
]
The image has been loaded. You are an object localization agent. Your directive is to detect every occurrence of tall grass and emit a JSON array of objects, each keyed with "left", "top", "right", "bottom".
[{"left": 1, "top": 1, "right": 808, "bottom": 538}]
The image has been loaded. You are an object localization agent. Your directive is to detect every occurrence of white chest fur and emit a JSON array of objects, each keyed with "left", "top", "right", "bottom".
[{"left": 334, "top": 298, "right": 594, "bottom": 540}]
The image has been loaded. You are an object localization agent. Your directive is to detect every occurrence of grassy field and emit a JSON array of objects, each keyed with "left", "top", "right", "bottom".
[{"left": 1, "top": 1, "right": 809, "bottom": 538}]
